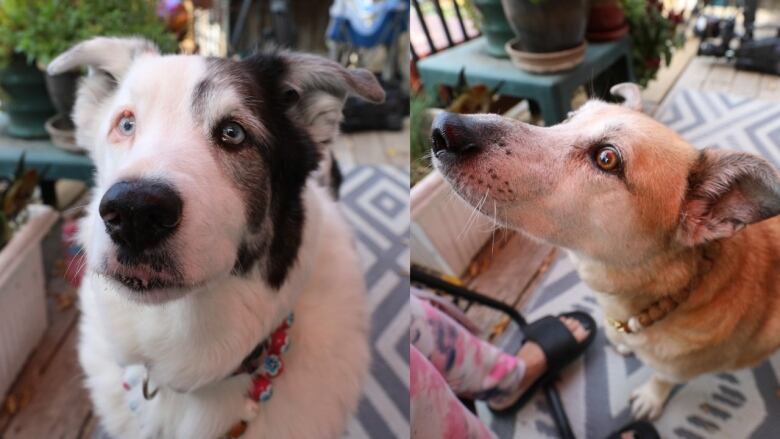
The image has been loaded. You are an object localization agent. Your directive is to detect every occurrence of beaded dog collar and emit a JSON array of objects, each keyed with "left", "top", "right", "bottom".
[
  {"left": 222, "top": 313, "right": 294, "bottom": 438},
  {"left": 126, "top": 313, "right": 294, "bottom": 438},
  {"left": 607, "top": 289, "right": 689, "bottom": 334},
  {"left": 606, "top": 253, "right": 717, "bottom": 334},
  {"left": 606, "top": 247, "right": 715, "bottom": 334}
]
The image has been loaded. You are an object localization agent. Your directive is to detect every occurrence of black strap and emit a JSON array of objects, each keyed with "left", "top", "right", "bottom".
[
  {"left": 523, "top": 315, "right": 581, "bottom": 370},
  {"left": 607, "top": 421, "right": 660, "bottom": 439}
]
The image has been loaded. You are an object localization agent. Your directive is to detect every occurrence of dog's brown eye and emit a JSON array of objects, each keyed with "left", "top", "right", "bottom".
[
  {"left": 220, "top": 122, "right": 246, "bottom": 145},
  {"left": 594, "top": 145, "right": 621, "bottom": 172}
]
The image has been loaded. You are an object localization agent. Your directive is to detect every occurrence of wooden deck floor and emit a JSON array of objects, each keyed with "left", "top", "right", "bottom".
[{"left": 334, "top": 119, "right": 411, "bottom": 170}]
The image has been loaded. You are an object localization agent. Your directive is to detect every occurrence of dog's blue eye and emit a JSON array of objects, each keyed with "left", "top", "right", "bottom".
[
  {"left": 221, "top": 122, "right": 246, "bottom": 145},
  {"left": 117, "top": 115, "right": 135, "bottom": 136}
]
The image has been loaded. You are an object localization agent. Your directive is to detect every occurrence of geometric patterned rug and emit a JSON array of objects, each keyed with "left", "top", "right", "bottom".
[
  {"left": 476, "top": 90, "right": 780, "bottom": 439},
  {"left": 340, "top": 165, "right": 410, "bottom": 439}
]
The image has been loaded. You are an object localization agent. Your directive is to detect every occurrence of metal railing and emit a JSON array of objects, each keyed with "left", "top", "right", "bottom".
[{"left": 410, "top": 0, "right": 481, "bottom": 61}]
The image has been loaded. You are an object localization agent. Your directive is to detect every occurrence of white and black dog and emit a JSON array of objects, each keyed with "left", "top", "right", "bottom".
[{"left": 47, "top": 37, "right": 384, "bottom": 438}]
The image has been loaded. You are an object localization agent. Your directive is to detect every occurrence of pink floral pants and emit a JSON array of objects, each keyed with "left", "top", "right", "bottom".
[{"left": 410, "top": 294, "right": 527, "bottom": 439}]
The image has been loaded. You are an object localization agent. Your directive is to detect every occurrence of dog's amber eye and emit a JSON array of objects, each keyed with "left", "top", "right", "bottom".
[
  {"left": 594, "top": 145, "right": 621, "bottom": 172},
  {"left": 220, "top": 122, "right": 246, "bottom": 145}
]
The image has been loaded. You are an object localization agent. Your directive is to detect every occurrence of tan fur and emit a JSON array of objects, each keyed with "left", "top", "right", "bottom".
[{"left": 433, "top": 90, "right": 780, "bottom": 420}]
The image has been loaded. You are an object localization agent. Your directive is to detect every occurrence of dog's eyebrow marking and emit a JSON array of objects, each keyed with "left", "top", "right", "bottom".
[
  {"left": 191, "top": 78, "right": 214, "bottom": 121},
  {"left": 190, "top": 74, "right": 270, "bottom": 144}
]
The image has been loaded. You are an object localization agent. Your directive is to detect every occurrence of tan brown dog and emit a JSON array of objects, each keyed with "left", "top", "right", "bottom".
[{"left": 430, "top": 83, "right": 780, "bottom": 420}]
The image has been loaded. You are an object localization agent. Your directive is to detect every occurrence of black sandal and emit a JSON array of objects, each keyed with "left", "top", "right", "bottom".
[
  {"left": 488, "top": 311, "right": 597, "bottom": 413},
  {"left": 606, "top": 421, "right": 660, "bottom": 439}
]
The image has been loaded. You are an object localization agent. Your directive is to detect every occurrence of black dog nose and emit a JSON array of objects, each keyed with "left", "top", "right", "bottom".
[
  {"left": 431, "top": 112, "right": 481, "bottom": 156},
  {"left": 99, "top": 180, "right": 183, "bottom": 253}
]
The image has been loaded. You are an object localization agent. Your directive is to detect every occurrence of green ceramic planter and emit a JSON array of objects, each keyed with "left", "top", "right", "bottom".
[
  {"left": 0, "top": 56, "right": 55, "bottom": 139},
  {"left": 501, "top": 0, "right": 588, "bottom": 53},
  {"left": 473, "top": 0, "right": 514, "bottom": 58}
]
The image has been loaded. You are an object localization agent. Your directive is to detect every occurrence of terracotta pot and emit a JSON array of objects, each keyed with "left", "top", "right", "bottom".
[{"left": 587, "top": 2, "right": 626, "bottom": 33}]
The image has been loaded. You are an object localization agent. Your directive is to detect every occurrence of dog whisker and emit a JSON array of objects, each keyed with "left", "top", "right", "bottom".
[
  {"left": 458, "top": 189, "right": 488, "bottom": 239},
  {"left": 65, "top": 246, "right": 87, "bottom": 279}
]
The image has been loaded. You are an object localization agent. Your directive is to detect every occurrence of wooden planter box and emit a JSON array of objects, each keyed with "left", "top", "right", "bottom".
[
  {"left": 0, "top": 205, "right": 58, "bottom": 399},
  {"left": 411, "top": 169, "right": 495, "bottom": 276}
]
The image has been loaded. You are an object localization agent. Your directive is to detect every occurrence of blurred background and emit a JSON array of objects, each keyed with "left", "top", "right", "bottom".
[{"left": 0, "top": 1, "right": 410, "bottom": 437}]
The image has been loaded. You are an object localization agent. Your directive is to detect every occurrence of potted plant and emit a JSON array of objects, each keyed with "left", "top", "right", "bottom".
[
  {"left": 472, "top": 0, "right": 515, "bottom": 58},
  {"left": 587, "top": 0, "right": 629, "bottom": 42},
  {"left": 0, "top": 1, "right": 56, "bottom": 138},
  {"left": 621, "top": 0, "right": 685, "bottom": 86},
  {"left": 0, "top": 154, "right": 58, "bottom": 400},
  {"left": 0, "top": 0, "right": 177, "bottom": 143},
  {"left": 501, "top": 0, "right": 590, "bottom": 73}
]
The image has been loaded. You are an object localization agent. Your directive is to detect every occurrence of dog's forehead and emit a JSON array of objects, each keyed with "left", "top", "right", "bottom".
[
  {"left": 571, "top": 101, "right": 635, "bottom": 131},
  {"left": 118, "top": 55, "right": 252, "bottom": 132},
  {"left": 123, "top": 55, "right": 207, "bottom": 101}
]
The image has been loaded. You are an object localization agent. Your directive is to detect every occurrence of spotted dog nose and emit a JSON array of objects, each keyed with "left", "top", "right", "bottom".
[
  {"left": 431, "top": 112, "right": 481, "bottom": 156},
  {"left": 99, "top": 180, "right": 183, "bottom": 253}
]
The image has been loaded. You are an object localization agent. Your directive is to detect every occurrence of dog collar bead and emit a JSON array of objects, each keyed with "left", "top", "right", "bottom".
[{"left": 608, "top": 292, "right": 688, "bottom": 334}]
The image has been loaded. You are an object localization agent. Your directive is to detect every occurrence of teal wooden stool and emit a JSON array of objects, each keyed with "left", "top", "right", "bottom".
[
  {"left": 0, "top": 120, "right": 94, "bottom": 206},
  {"left": 417, "top": 36, "right": 636, "bottom": 126}
]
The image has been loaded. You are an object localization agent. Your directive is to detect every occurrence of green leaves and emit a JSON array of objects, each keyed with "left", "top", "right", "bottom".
[
  {"left": 620, "top": 0, "right": 685, "bottom": 87},
  {"left": 0, "top": 153, "right": 38, "bottom": 250},
  {"left": 0, "top": 211, "right": 9, "bottom": 249},
  {"left": 0, "top": 0, "right": 177, "bottom": 68}
]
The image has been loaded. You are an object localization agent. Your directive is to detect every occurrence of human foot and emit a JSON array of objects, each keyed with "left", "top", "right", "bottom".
[
  {"left": 488, "top": 312, "right": 594, "bottom": 412},
  {"left": 515, "top": 317, "right": 590, "bottom": 389}
]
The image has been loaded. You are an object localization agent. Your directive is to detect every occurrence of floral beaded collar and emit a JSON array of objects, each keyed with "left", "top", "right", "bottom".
[
  {"left": 220, "top": 312, "right": 295, "bottom": 438},
  {"left": 130, "top": 313, "right": 294, "bottom": 438}
]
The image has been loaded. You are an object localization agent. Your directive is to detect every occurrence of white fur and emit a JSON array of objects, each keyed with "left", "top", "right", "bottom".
[{"left": 79, "top": 185, "right": 369, "bottom": 438}]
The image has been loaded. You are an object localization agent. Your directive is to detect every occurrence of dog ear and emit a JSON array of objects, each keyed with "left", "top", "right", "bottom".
[
  {"left": 610, "top": 83, "right": 642, "bottom": 111},
  {"left": 678, "top": 148, "right": 780, "bottom": 246},
  {"left": 281, "top": 53, "right": 385, "bottom": 146},
  {"left": 46, "top": 37, "right": 159, "bottom": 150},
  {"left": 48, "top": 37, "right": 158, "bottom": 81}
]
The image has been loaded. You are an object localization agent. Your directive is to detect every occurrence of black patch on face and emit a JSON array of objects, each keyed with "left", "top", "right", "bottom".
[
  {"left": 329, "top": 152, "right": 343, "bottom": 199},
  {"left": 232, "top": 240, "right": 261, "bottom": 276},
  {"left": 194, "top": 53, "right": 320, "bottom": 289}
]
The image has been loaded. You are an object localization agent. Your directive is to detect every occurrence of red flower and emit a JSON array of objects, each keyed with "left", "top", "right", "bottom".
[
  {"left": 667, "top": 11, "right": 684, "bottom": 25},
  {"left": 644, "top": 57, "right": 661, "bottom": 69}
]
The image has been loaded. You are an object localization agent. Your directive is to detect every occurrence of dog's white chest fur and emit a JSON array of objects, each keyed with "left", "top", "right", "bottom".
[{"left": 78, "top": 185, "right": 369, "bottom": 438}]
